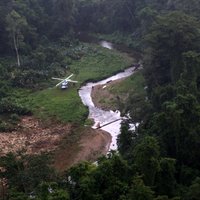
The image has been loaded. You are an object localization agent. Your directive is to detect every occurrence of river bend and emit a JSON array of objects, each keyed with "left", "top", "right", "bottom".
[{"left": 79, "top": 41, "right": 136, "bottom": 151}]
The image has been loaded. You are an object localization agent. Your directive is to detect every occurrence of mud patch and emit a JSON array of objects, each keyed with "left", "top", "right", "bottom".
[
  {"left": 0, "top": 116, "right": 111, "bottom": 171},
  {"left": 0, "top": 116, "right": 72, "bottom": 155},
  {"left": 53, "top": 127, "right": 111, "bottom": 171}
]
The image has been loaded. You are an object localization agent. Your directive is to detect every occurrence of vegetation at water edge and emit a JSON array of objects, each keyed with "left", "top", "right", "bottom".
[{"left": 0, "top": 0, "right": 200, "bottom": 199}]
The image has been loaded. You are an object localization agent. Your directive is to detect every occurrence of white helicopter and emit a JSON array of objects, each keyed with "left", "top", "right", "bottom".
[{"left": 52, "top": 74, "right": 78, "bottom": 89}]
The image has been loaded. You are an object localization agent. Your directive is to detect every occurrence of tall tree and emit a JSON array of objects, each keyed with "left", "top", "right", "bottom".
[
  {"left": 133, "top": 136, "right": 160, "bottom": 186},
  {"left": 117, "top": 122, "right": 134, "bottom": 159},
  {"left": 156, "top": 158, "right": 177, "bottom": 197},
  {"left": 6, "top": 10, "right": 28, "bottom": 67},
  {"left": 144, "top": 11, "right": 200, "bottom": 94}
]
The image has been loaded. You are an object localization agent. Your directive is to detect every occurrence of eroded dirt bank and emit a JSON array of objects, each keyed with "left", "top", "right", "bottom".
[
  {"left": 0, "top": 116, "right": 71, "bottom": 155},
  {"left": 53, "top": 128, "right": 111, "bottom": 171},
  {"left": 0, "top": 116, "right": 111, "bottom": 171}
]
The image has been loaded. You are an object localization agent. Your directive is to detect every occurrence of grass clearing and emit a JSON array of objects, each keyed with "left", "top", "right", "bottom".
[
  {"left": 29, "top": 43, "right": 134, "bottom": 123},
  {"left": 69, "top": 44, "right": 134, "bottom": 83},
  {"left": 30, "top": 88, "right": 88, "bottom": 124},
  {"left": 109, "top": 70, "right": 145, "bottom": 97},
  {"left": 7, "top": 88, "right": 88, "bottom": 124},
  {"left": 91, "top": 70, "right": 146, "bottom": 113}
]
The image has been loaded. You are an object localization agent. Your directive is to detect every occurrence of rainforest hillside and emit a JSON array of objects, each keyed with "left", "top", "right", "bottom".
[{"left": 0, "top": 0, "right": 200, "bottom": 199}]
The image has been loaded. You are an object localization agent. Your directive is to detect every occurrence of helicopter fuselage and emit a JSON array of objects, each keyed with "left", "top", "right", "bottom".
[{"left": 61, "top": 80, "right": 68, "bottom": 89}]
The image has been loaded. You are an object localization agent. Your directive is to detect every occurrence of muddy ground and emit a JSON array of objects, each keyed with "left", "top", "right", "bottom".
[
  {"left": 0, "top": 116, "right": 111, "bottom": 171},
  {"left": 53, "top": 127, "right": 111, "bottom": 171}
]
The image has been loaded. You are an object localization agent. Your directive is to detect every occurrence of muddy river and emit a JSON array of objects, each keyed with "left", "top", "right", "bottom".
[{"left": 79, "top": 41, "right": 136, "bottom": 151}]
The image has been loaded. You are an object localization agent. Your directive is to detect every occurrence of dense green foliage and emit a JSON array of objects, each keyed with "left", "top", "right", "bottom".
[{"left": 1, "top": 0, "right": 200, "bottom": 199}]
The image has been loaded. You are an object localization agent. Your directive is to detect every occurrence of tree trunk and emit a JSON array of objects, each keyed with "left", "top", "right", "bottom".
[{"left": 13, "top": 32, "right": 20, "bottom": 67}]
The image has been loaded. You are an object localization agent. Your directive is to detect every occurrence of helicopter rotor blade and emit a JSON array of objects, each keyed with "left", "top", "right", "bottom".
[
  {"left": 67, "top": 79, "right": 78, "bottom": 83},
  {"left": 56, "top": 80, "right": 66, "bottom": 87},
  {"left": 52, "top": 74, "right": 77, "bottom": 87},
  {"left": 52, "top": 77, "right": 64, "bottom": 81},
  {"left": 65, "top": 74, "right": 74, "bottom": 80}
]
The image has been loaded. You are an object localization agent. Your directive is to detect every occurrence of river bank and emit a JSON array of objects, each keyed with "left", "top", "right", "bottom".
[
  {"left": 78, "top": 40, "right": 144, "bottom": 152},
  {"left": 91, "top": 70, "right": 145, "bottom": 113},
  {"left": 79, "top": 66, "right": 137, "bottom": 151}
]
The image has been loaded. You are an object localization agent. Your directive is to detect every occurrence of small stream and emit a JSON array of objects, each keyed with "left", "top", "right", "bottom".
[{"left": 79, "top": 41, "right": 136, "bottom": 151}]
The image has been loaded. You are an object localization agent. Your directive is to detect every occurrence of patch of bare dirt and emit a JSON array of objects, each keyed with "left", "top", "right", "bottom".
[
  {"left": 0, "top": 116, "right": 111, "bottom": 171},
  {"left": 53, "top": 127, "right": 111, "bottom": 171},
  {"left": 0, "top": 116, "right": 72, "bottom": 156}
]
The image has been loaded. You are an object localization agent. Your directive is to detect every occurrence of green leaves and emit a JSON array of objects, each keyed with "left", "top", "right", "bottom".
[
  {"left": 6, "top": 10, "right": 28, "bottom": 35},
  {"left": 6, "top": 10, "right": 29, "bottom": 66},
  {"left": 156, "top": 158, "right": 177, "bottom": 197},
  {"left": 185, "top": 177, "right": 200, "bottom": 200},
  {"left": 144, "top": 11, "right": 200, "bottom": 92},
  {"left": 0, "top": 153, "right": 55, "bottom": 194},
  {"left": 133, "top": 136, "right": 160, "bottom": 186},
  {"left": 128, "top": 176, "right": 154, "bottom": 200}
]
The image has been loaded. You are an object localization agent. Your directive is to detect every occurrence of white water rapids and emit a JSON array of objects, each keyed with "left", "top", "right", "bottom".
[
  {"left": 99, "top": 41, "right": 113, "bottom": 49},
  {"left": 79, "top": 41, "right": 136, "bottom": 151}
]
